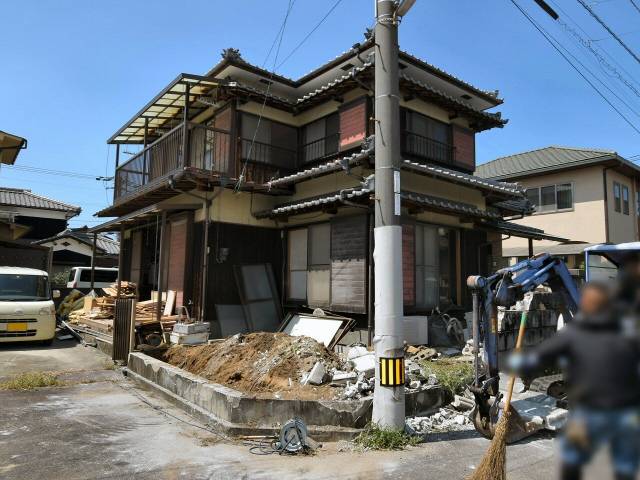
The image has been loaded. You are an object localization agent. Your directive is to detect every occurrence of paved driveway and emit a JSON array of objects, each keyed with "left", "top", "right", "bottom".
[{"left": 0, "top": 338, "right": 628, "bottom": 480}]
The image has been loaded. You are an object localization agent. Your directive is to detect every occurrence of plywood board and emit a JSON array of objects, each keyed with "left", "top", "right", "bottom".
[{"left": 164, "top": 290, "right": 176, "bottom": 316}]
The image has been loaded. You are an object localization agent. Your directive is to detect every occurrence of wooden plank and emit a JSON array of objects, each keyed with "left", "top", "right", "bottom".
[{"left": 164, "top": 290, "right": 176, "bottom": 316}]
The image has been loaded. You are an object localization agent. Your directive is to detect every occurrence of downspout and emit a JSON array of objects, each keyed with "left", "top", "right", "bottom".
[{"left": 602, "top": 167, "right": 611, "bottom": 243}]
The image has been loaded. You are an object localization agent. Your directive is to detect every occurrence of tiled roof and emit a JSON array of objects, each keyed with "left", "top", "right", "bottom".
[
  {"left": 36, "top": 228, "right": 119, "bottom": 255},
  {"left": 485, "top": 220, "right": 568, "bottom": 242},
  {"left": 400, "top": 74, "right": 506, "bottom": 128},
  {"left": 266, "top": 146, "right": 372, "bottom": 189},
  {"left": 0, "top": 187, "right": 81, "bottom": 213},
  {"left": 296, "top": 61, "right": 373, "bottom": 104},
  {"left": 255, "top": 188, "right": 502, "bottom": 221},
  {"left": 475, "top": 146, "right": 622, "bottom": 180},
  {"left": 401, "top": 160, "right": 524, "bottom": 196}
]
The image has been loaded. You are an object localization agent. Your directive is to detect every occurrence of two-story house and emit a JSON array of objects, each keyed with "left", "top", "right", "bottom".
[
  {"left": 91, "top": 36, "right": 562, "bottom": 340},
  {"left": 476, "top": 146, "right": 640, "bottom": 273}
]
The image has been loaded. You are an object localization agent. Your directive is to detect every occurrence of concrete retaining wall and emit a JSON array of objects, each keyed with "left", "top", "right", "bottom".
[{"left": 127, "top": 352, "right": 445, "bottom": 440}]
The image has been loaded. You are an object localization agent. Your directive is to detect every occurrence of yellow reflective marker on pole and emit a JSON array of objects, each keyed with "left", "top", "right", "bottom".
[{"left": 379, "top": 357, "right": 405, "bottom": 387}]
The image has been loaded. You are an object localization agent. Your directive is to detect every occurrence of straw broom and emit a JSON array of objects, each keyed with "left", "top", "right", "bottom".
[{"left": 467, "top": 311, "right": 528, "bottom": 480}]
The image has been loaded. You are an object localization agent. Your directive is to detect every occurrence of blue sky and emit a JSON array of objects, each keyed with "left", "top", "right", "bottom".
[{"left": 1, "top": 0, "right": 640, "bottom": 227}]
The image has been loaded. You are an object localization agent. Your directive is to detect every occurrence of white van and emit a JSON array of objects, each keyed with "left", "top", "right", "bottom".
[
  {"left": 0, "top": 267, "right": 59, "bottom": 344},
  {"left": 67, "top": 267, "right": 118, "bottom": 289}
]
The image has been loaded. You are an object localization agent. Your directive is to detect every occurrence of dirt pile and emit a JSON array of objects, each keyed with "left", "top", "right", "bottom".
[{"left": 163, "top": 332, "right": 345, "bottom": 400}]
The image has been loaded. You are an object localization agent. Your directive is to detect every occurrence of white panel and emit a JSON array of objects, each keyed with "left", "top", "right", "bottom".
[
  {"left": 288, "top": 229, "right": 308, "bottom": 270},
  {"left": 307, "top": 268, "right": 330, "bottom": 305},
  {"left": 283, "top": 314, "right": 343, "bottom": 347},
  {"left": 289, "top": 271, "right": 307, "bottom": 300}
]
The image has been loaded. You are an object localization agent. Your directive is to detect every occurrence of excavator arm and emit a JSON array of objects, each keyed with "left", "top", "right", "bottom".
[{"left": 466, "top": 254, "right": 580, "bottom": 439}]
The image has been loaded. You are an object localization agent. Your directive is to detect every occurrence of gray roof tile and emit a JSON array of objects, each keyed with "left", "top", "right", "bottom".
[
  {"left": 475, "top": 146, "right": 618, "bottom": 179},
  {"left": 0, "top": 187, "right": 81, "bottom": 213}
]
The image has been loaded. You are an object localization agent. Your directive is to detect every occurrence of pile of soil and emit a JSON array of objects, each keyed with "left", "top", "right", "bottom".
[{"left": 163, "top": 332, "right": 346, "bottom": 400}]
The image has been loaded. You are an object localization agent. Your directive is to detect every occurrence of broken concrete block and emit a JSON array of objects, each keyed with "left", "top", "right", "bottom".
[
  {"left": 409, "top": 380, "right": 421, "bottom": 389},
  {"left": 350, "top": 353, "right": 375, "bottom": 378},
  {"left": 343, "top": 384, "right": 359, "bottom": 399},
  {"left": 172, "top": 322, "right": 210, "bottom": 335},
  {"left": 331, "top": 371, "right": 358, "bottom": 385},
  {"left": 452, "top": 395, "right": 475, "bottom": 411},
  {"left": 347, "top": 345, "right": 370, "bottom": 360},
  {"left": 302, "top": 361, "right": 326, "bottom": 386}
]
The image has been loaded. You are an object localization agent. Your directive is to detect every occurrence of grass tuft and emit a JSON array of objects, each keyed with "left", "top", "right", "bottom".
[
  {"left": 421, "top": 359, "right": 474, "bottom": 397},
  {"left": 353, "top": 423, "right": 421, "bottom": 451},
  {"left": 0, "top": 372, "right": 60, "bottom": 390}
]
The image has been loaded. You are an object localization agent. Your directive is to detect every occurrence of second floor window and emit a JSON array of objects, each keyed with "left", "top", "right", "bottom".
[
  {"left": 526, "top": 183, "right": 573, "bottom": 213},
  {"left": 402, "top": 109, "right": 452, "bottom": 164},
  {"left": 240, "top": 113, "right": 297, "bottom": 169},
  {"left": 623, "top": 185, "right": 630, "bottom": 215},
  {"left": 301, "top": 114, "right": 339, "bottom": 164},
  {"left": 614, "top": 182, "right": 621, "bottom": 213}
]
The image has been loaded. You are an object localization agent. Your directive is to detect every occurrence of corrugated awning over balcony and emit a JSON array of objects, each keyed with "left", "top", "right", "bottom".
[
  {"left": 0, "top": 130, "right": 27, "bottom": 165},
  {"left": 108, "top": 74, "right": 227, "bottom": 144}
]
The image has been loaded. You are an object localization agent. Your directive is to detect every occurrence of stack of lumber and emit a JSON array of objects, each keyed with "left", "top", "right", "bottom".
[{"left": 102, "top": 281, "right": 137, "bottom": 298}]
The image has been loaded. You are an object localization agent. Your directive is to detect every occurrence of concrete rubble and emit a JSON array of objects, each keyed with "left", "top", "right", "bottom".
[{"left": 407, "top": 407, "right": 474, "bottom": 434}]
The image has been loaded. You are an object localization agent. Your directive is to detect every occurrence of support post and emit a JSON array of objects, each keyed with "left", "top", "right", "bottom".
[
  {"left": 156, "top": 211, "right": 167, "bottom": 325},
  {"left": 116, "top": 226, "right": 124, "bottom": 299},
  {"left": 182, "top": 84, "right": 191, "bottom": 167},
  {"left": 528, "top": 237, "right": 534, "bottom": 258},
  {"left": 200, "top": 197, "right": 211, "bottom": 322},
  {"left": 372, "top": 0, "right": 405, "bottom": 428},
  {"left": 90, "top": 232, "right": 97, "bottom": 290}
]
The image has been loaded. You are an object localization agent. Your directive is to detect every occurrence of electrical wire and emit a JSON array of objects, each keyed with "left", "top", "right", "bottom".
[
  {"left": 2, "top": 164, "right": 102, "bottom": 179},
  {"left": 509, "top": 0, "right": 640, "bottom": 135},
  {"left": 234, "top": 0, "right": 295, "bottom": 192},
  {"left": 276, "top": 0, "right": 345, "bottom": 70},
  {"left": 629, "top": 0, "right": 640, "bottom": 15},
  {"left": 576, "top": 0, "right": 640, "bottom": 65}
]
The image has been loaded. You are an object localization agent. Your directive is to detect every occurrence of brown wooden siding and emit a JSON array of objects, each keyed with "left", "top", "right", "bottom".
[
  {"left": 330, "top": 215, "right": 367, "bottom": 313},
  {"left": 339, "top": 99, "right": 367, "bottom": 151},
  {"left": 165, "top": 213, "right": 193, "bottom": 309},
  {"left": 452, "top": 125, "right": 475, "bottom": 171}
]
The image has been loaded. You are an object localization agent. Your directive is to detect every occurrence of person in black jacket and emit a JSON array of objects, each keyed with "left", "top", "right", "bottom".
[{"left": 510, "top": 281, "right": 640, "bottom": 480}]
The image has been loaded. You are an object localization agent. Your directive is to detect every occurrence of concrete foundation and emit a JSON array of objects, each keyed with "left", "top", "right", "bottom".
[{"left": 126, "top": 352, "right": 446, "bottom": 441}]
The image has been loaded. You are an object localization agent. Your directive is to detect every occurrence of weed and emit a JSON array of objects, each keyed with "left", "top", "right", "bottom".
[
  {"left": 0, "top": 372, "right": 60, "bottom": 390},
  {"left": 353, "top": 423, "right": 421, "bottom": 451},
  {"left": 421, "top": 359, "right": 474, "bottom": 397}
]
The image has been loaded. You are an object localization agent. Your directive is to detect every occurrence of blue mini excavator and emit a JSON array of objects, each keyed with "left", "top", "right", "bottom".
[{"left": 466, "top": 253, "right": 580, "bottom": 441}]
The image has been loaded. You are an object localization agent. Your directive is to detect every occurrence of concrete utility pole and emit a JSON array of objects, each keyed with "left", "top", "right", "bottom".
[{"left": 372, "top": 0, "right": 413, "bottom": 429}]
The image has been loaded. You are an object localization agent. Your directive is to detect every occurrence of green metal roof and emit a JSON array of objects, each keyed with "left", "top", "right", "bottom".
[{"left": 474, "top": 146, "right": 635, "bottom": 180}]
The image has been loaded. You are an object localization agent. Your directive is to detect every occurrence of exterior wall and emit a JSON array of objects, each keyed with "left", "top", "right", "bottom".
[
  {"left": 606, "top": 169, "right": 639, "bottom": 243},
  {"left": 502, "top": 166, "right": 607, "bottom": 249}
]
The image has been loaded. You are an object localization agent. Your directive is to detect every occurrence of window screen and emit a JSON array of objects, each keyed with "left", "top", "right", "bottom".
[
  {"left": 415, "top": 224, "right": 439, "bottom": 309},
  {"left": 287, "top": 229, "right": 307, "bottom": 300},
  {"left": 307, "top": 224, "right": 330, "bottom": 305},
  {"left": 539, "top": 185, "right": 556, "bottom": 212},
  {"left": 623, "top": 185, "right": 630, "bottom": 215},
  {"left": 526, "top": 188, "right": 540, "bottom": 208},
  {"left": 556, "top": 184, "right": 573, "bottom": 210},
  {"left": 614, "top": 182, "right": 621, "bottom": 212}
]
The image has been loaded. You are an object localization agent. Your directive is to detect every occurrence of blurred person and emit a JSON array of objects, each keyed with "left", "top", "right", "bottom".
[{"left": 510, "top": 281, "right": 640, "bottom": 480}]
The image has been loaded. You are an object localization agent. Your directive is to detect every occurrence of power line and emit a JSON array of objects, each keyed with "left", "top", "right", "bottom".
[
  {"left": 576, "top": 0, "right": 640, "bottom": 65},
  {"left": 509, "top": 0, "right": 640, "bottom": 135},
  {"left": 235, "top": 0, "right": 295, "bottom": 191},
  {"left": 629, "top": 0, "right": 640, "bottom": 15},
  {"left": 276, "top": 0, "right": 345, "bottom": 70},
  {"left": 1, "top": 164, "right": 105, "bottom": 180}
]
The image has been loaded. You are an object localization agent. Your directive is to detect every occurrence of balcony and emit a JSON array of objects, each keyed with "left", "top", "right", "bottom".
[
  {"left": 401, "top": 132, "right": 456, "bottom": 167},
  {"left": 113, "top": 123, "right": 299, "bottom": 204}
]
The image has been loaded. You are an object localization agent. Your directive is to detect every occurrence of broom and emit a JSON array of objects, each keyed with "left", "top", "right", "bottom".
[{"left": 467, "top": 311, "right": 528, "bottom": 480}]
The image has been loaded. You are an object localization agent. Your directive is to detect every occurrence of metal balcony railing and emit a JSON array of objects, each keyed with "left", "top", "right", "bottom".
[
  {"left": 300, "top": 133, "right": 340, "bottom": 164},
  {"left": 402, "top": 132, "right": 455, "bottom": 166}
]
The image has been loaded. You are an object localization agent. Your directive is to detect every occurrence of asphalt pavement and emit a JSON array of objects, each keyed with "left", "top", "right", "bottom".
[{"left": 0, "top": 337, "right": 627, "bottom": 480}]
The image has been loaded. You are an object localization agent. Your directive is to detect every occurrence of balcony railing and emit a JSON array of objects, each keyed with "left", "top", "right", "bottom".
[
  {"left": 301, "top": 133, "right": 340, "bottom": 164},
  {"left": 238, "top": 138, "right": 297, "bottom": 184},
  {"left": 402, "top": 132, "right": 455, "bottom": 166},
  {"left": 114, "top": 123, "right": 231, "bottom": 203}
]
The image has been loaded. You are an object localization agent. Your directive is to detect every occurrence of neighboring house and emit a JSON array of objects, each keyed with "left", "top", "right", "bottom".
[
  {"left": 0, "top": 130, "right": 27, "bottom": 165},
  {"left": 35, "top": 227, "right": 119, "bottom": 282},
  {"left": 0, "top": 187, "right": 81, "bottom": 242},
  {"left": 476, "top": 146, "right": 640, "bottom": 273},
  {"left": 91, "top": 37, "right": 560, "bottom": 339}
]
